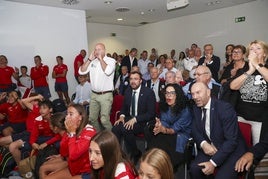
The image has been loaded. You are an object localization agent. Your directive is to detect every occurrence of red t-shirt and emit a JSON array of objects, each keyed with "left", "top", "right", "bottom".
[
  {"left": 30, "top": 64, "right": 49, "bottom": 87},
  {"left": 60, "top": 124, "right": 96, "bottom": 176},
  {"left": 53, "top": 64, "right": 68, "bottom": 83},
  {"left": 0, "top": 102, "right": 27, "bottom": 123},
  {"left": 29, "top": 115, "right": 58, "bottom": 145},
  {"left": 0, "top": 66, "right": 15, "bottom": 87},
  {"left": 74, "top": 54, "right": 84, "bottom": 77},
  {"left": 26, "top": 104, "right": 40, "bottom": 133}
]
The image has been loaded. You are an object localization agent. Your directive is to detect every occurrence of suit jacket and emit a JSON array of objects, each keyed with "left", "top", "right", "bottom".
[
  {"left": 198, "top": 55, "right": 221, "bottom": 82},
  {"left": 121, "top": 55, "right": 138, "bottom": 73},
  {"left": 118, "top": 75, "right": 129, "bottom": 95},
  {"left": 120, "top": 86, "right": 156, "bottom": 123},
  {"left": 192, "top": 98, "right": 247, "bottom": 166},
  {"left": 250, "top": 132, "right": 268, "bottom": 161},
  {"left": 145, "top": 79, "right": 165, "bottom": 101}
]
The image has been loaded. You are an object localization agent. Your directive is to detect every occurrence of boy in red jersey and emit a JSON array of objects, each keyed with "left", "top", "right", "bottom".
[
  {"left": 0, "top": 91, "right": 28, "bottom": 136},
  {"left": 30, "top": 55, "right": 51, "bottom": 99},
  {"left": 9, "top": 99, "right": 60, "bottom": 165},
  {"left": 52, "top": 56, "right": 71, "bottom": 104},
  {"left": 0, "top": 94, "right": 41, "bottom": 163}
]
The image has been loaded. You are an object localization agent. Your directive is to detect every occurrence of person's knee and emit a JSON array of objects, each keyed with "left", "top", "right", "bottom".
[
  {"left": 9, "top": 142, "right": 17, "bottom": 153},
  {"left": 2, "top": 127, "right": 13, "bottom": 136},
  {"left": 189, "top": 163, "right": 202, "bottom": 177},
  {"left": 8, "top": 140, "right": 22, "bottom": 153}
]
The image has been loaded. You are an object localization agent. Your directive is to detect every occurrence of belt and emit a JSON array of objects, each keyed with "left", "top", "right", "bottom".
[{"left": 92, "top": 90, "right": 113, "bottom": 95}]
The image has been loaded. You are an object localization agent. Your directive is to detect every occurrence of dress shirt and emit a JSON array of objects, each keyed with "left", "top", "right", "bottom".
[
  {"left": 129, "top": 55, "right": 135, "bottom": 67},
  {"left": 78, "top": 56, "right": 115, "bottom": 92},
  {"left": 200, "top": 98, "right": 217, "bottom": 167},
  {"left": 73, "top": 81, "right": 91, "bottom": 104},
  {"left": 203, "top": 98, "right": 211, "bottom": 139},
  {"left": 159, "top": 67, "right": 177, "bottom": 79},
  {"left": 151, "top": 79, "right": 160, "bottom": 102},
  {"left": 138, "top": 59, "right": 150, "bottom": 75},
  {"left": 130, "top": 85, "right": 141, "bottom": 117}
]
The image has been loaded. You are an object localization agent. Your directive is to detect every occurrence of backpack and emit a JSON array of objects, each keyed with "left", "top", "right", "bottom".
[{"left": 0, "top": 146, "right": 16, "bottom": 177}]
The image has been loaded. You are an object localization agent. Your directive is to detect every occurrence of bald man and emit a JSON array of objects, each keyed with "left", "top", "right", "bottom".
[
  {"left": 79, "top": 43, "right": 116, "bottom": 131},
  {"left": 190, "top": 82, "right": 247, "bottom": 179},
  {"left": 183, "top": 65, "right": 221, "bottom": 99}
]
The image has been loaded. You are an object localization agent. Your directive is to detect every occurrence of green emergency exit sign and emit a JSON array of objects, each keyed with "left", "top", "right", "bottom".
[{"left": 235, "top": 16, "right": 246, "bottom": 23}]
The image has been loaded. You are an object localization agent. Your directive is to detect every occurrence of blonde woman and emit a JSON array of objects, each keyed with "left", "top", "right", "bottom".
[
  {"left": 230, "top": 40, "right": 268, "bottom": 140},
  {"left": 139, "top": 148, "right": 173, "bottom": 179}
]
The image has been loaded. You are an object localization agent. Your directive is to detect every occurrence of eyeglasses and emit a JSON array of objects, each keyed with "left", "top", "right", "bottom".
[
  {"left": 193, "top": 72, "right": 209, "bottom": 76},
  {"left": 165, "top": 91, "right": 176, "bottom": 96}
]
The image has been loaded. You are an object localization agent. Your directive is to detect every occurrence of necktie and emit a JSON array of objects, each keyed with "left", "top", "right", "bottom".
[
  {"left": 131, "top": 91, "right": 136, "bottom": 117},
  {"left": 202, "top": 108, "right": 210, "bottom": 140},
  {"left": 202, "top": 108, "right": 207, "bottom": 136}
]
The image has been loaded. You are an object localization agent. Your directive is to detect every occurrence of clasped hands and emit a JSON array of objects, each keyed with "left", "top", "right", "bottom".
[
  {"left": 114, "top": 116, "right": 137, "bottom": 130},
  {"left": 153, "top": 118, "right": 164, "bottom": 135}
]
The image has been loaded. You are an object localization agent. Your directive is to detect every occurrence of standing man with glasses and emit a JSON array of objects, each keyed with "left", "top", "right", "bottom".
[
  {"left": 190, "top": 82, "right": 247, "bottom": 179},
  {"left": 79, "top": 43, "right": 115, "bottom": 131},
  {"left": 112, "top": 71, "right": 156, "bottom": 164},
  {"left": 183, "top": 66, "right": 221, "bottom": 99}
]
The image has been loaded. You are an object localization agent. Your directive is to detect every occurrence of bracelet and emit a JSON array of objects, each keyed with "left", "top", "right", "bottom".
[{"left": 244, "top": 72, "right": 250, "bottom": 78}]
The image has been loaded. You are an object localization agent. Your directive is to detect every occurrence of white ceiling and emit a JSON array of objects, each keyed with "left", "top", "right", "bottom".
[{"left": 6, "top": 0, "right": 256, "bottom": 27}]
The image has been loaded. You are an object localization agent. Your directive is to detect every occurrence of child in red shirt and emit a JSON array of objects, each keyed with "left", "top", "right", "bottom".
[
  {"left": 43, "top": 104, "right": 96, "bottom": 179},
  {"left": 0, "top": 93, "right": 41, "bottom": 164},
  {"left": 0, "top": 91, "right": 28, "bottom": 136}
]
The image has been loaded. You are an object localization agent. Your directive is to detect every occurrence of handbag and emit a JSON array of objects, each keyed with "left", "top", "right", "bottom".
[{"left": 18, "top": 150, "right": 36, "bottom": 179}]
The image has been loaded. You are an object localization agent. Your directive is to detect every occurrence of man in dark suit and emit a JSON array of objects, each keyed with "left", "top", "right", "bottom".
[
  {"left": 235, "top": 132, "right": 268, "bottom": 172},
  {"left": 198, "top": 44, "right": 221, "bottom": 82},
  {"left": 121, "top": 48, "right": 138, "bottom": 73},
  {"left": 112, "top": 71, "right": 156, "bottom": 164},
  {"left": 145, "top": 67, "right": 165, "bottom": 103},
  {"left": 190, "top": 82, "right": 247, "bottom": 179}
]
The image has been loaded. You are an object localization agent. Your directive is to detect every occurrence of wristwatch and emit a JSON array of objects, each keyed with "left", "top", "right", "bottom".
[{"left": 68, "top": 132, "right": 76, "bottom": 137}]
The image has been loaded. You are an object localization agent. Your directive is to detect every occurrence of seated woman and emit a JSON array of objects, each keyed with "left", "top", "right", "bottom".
[
  {"left": 39, "top": 112, "right": 68, "bottom": 179},
  {"left": 139, "top": 148, "right": 174, "bottom": 179},
  {"left": 230, "top": 40, "right": 268, "bottom": 141},
  {"left": 89, "top": 130, "right": 138, "bottom": 179},
  {"left": 0, "top": 91, "right": 28, "bottom": 136},
  {"left": 43, "top": 104, "right": 96, "bottom": 179},
  {"left": 145, "top": 83, "right": 192, "bottom": 170}
]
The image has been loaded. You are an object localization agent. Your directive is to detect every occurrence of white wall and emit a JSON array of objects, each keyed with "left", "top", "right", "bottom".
[
  {"left": 86, "top": 0, "right": 268, "bottom": 60},
  {"left": 87, "top": 23, "right": 136, "bottom": 55},
  {"left": 136, "top": 0, "right": 268, "bottom": 60},
  {"left": 0, "top": 1, "right": 88, "bottom": 99}
]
